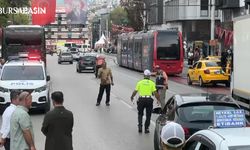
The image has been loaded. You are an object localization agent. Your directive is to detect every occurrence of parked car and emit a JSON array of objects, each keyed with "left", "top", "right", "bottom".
[
  {"left": 76, "top": 55, "right": 96, "bottom": 73},
  {"left": 187, "top": 60, "right": 230, "bottom": 87},
  {"left": 184, "top": 127, "right": 250, "bottom": 150},
  {"left": 153, "top": 93, "right": 241, "bottom": 150},
  {"left": 69, "top": 47, "right": 80, "bottom": 60},
  {"left": 58, "top": 52, "right": 73, "bottom": 64}
]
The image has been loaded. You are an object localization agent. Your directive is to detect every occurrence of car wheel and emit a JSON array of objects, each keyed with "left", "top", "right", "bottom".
[
  {"left": 187, "top": 75, "right": 192, "bottom": 85},
  {"left": 225, "top": 81, "right": 230, "bottom": 87},
  {"left": 70, "top": 61, "right": 73, "bottom": 64},
  {"left": 199, "top": 77, "right": 204, "bottom": 87},
  {"left": 154, "top": 129, "right": 160, "bottom": 150},
  {"left": 58, "top": 61, "right": 61, "bottom": 64}
]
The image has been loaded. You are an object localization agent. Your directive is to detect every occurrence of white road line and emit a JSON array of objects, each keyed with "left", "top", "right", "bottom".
[{"left": 111, "top": 92, "right": 156, "bottom": 127}]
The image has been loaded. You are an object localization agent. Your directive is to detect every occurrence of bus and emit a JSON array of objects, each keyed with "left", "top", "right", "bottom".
[
  {"left": 1, "top": 25, "right": 46, "bottom": 62},
  {"left": 117, "top": 30, "right": 184, "bottom": 75}
]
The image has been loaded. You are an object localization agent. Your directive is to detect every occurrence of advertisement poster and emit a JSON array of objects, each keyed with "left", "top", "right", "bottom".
[{"left": 65, "top": 0, "right": 87, "bottom": 25}]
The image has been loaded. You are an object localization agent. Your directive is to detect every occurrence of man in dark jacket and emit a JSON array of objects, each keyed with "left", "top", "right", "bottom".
[{"left": 41, "top": 91, "right": 74, "bottom": 150}]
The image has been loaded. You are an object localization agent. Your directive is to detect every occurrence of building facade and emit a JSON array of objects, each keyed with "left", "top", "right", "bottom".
[{"left": 45, "top": 6, "right": 88, "bottom": 51}]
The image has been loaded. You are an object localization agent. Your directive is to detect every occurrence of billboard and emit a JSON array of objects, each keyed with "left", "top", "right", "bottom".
[{"left": 65, "top": 0, "right": 87, "bottom": 25}]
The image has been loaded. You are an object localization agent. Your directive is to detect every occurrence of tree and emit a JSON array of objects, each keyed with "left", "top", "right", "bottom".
[
  {"left": 110, "top": 6, "right": 128, "bottom": 26},
  {"left": 121, "top": 0, "right": 144, "bottom": 31},
  {"left": 0, "top": 0, "right": 30, "bottom": 26}
]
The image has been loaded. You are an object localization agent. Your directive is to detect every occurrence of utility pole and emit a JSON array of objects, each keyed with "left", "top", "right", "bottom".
[
  {"left": 143, "top": 2, "right": 146, "bottom": 32},
  {"left": 210, "top": 0, "right": 215, "bottom": 55}
]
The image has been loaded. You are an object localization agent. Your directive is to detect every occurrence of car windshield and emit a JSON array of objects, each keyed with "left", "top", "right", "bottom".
[
  {"left": 1, "top": 66, "right": 44, "bottom": 80},
  {"left": 205, "top": 61, "right": 219, "bottom": 67},
  {"left": 177, "top": 104, "right": 239, "bottom": 123},
  {"left": 229, "top": 146, "right": 250, "bottom": 150}
]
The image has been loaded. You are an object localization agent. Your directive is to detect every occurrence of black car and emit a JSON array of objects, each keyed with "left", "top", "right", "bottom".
[
  {"left": 76, "top": 55, "right": 96, "bottom": 73},
  {"left": 153, "top": 93, "right": 241, "bottom": 150}
]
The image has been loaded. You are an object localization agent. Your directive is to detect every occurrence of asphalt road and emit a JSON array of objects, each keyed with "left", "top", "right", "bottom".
[{"left": 0, "top": 54, "right": 230, "bottom": 150}]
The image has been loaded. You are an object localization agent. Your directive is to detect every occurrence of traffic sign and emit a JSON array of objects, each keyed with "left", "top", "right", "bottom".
[{"left": 214, "top": 109, "right": 246, "bottom": 128}]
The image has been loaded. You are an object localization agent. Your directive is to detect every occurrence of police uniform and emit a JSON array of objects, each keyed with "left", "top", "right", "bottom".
[{"left": 134, "top": 77, "right": 157, "bottom": 133}]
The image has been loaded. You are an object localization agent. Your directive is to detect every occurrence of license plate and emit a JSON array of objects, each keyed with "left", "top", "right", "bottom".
[
  {"left": 215, "top": 70, "right": 221, "bottom": 74},
  {"left": 86, "top": 67, "right": 93, "bottom": 69}
]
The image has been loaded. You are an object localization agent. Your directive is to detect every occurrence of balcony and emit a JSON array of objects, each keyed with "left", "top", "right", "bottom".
[{"left": 216, "top": 0, "right": 240, "bottom": 9}]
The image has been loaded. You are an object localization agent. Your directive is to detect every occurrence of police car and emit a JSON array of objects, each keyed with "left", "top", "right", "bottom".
[
  {"left": 184, "top": 109, "right": 250, "bottom": 150},
  {"left": 0, "top": 55, "right": 51, "bottom": 113}
]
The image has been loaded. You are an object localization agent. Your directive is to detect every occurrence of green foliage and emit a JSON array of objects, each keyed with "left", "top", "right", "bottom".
[
  {"left": 0, "top": 0, "right": 30, "bottom": 26},
  {"left": 110, "top": 6, "right": 128, "bottom": 25},
  {"left": 121, "top": 0, "right": 144, "bottom": 31}
]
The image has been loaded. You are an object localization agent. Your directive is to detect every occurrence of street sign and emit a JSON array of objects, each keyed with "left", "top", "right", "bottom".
[{"left": 214, "top": 109, "right": 246, "bottom": 128}]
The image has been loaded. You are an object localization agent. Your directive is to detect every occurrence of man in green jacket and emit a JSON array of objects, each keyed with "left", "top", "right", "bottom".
[{"left": 41, "top": 91, "right": 74, "bottom": 150}]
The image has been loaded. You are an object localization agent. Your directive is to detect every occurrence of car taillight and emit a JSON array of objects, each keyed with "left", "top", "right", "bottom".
[
  {"left": 182, "top": 127, "right": 190, "bottom": 136},
  {"left": 28, "top": 54, "right": 41, "bottom": 60},
  {"left": 204, "top": 69, "right": 210, "bottom": 74}
]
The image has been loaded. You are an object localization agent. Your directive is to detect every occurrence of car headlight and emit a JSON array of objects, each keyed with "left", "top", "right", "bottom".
[
  {"left": 0, "top": 86, "right": 9, "bottom": 93},
  {"left": 34, "top": 85, "right": 47, "bottom": 92}
]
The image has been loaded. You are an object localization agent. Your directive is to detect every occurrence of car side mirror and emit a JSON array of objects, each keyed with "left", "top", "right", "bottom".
[
  {"left": 152, "top": 107, "right": 162, "bottom": 114},
  {"left": 46, "top": 75, "right": 50, "bottom": 81}
]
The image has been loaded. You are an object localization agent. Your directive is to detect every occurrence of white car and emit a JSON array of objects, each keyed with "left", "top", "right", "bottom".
[
  {"left": 0, "top": 59, "right": 51, "bottom": 113},
  {"left": 184, "top": 127, "right": 250, "bottom": 150},
  {"left": 69, "top": 47, "right": 80, "bottom": 60}
]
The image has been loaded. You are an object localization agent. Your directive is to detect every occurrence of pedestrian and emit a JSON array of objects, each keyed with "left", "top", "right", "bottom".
[
  {"left": 130, "top": 69, "right": 160, "bottom": 133},
  {"left": 0, "top": 90, "right": 20, "bottom": 150},
  {"left": 187, "top": 49, "right": 194, "bottom": 65},
  {"left": 10, "top": 91, "right": 36, "bottom": 150},
  {"left": 161, "top": 122, "right": 185, "bottom": 150},
  {"left": 96, "top": 62, "right": 114, "bottom": 106},
  {"left": 41, "top": 91, "right": 74, "bottom": 150},
  {"left": 151, "top": 65, "right": 168, "bottom": 109},
  {"left": 0, "top": 58, "right": 5, "bottom": 73},
  {"left": 193, "top": 47, "right": 200, "bottom": 63},
  {"left": 221, "top": 49, "right": 228, "bottom": 72}
]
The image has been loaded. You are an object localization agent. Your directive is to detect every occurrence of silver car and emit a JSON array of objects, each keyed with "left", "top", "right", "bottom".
[{"left": 58, "top": 52, "right": 73, "bottom": 64}]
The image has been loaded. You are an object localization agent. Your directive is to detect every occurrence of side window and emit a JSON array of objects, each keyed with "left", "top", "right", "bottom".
[
  {"left": 163, "top": 97, "right": 173, "bottom": 113},
  {"left": 164, "top": 97, "right": 175, "bottom": 120},
  {"left": 197, "top": 62, "right": 202, "bottom": 69},
  {"left": 199, "top": 144, "right": 211, "bottom": 150},
  {"left": 193, "top": 63, "right": 198, "bottom": 68},
  {"left": 185, "top": 141, "right": 199, "bottom": 150}
]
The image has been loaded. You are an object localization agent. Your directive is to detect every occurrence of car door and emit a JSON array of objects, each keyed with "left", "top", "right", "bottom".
[
  {"left": 194, "top": 62, "right": 203, "bottom": 81},
  {"left": 189, "top": 62, "right": 198, "bottom": 81}
]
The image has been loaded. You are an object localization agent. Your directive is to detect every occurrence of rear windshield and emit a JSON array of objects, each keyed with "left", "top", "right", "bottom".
[
  {"left": 177, "top": 104, "right": 239, "bottom": 123},
  {"left": 80, "top": 56, "right": 96, "bottom": 61},
  {"left": 1, "top": 66, "right": 44, "bottom": 80},
  {"left": 205, "top": 61, "right": 219, "bottom": 67}
]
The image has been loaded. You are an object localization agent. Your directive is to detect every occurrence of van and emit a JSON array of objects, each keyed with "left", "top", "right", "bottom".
[{"left": 77, "top": 44, "right": 91, "bottom": 53}]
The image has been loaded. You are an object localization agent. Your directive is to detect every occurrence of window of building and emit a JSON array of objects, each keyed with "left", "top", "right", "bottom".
[{"left": 201, "top": 0, "right": 209, "bottom": 17}]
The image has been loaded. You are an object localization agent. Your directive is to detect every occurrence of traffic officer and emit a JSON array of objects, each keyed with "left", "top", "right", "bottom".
[{"left": 131, "top": 69, "right": 160, "bottom": 133}]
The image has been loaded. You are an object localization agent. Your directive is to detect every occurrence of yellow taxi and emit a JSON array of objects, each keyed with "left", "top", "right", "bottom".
[
  {"left": 187, "top": 60, "right": 230, "bottom": 87},
  {"left": 205, "top": 56, "right": 231, "bottom": 75}
]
